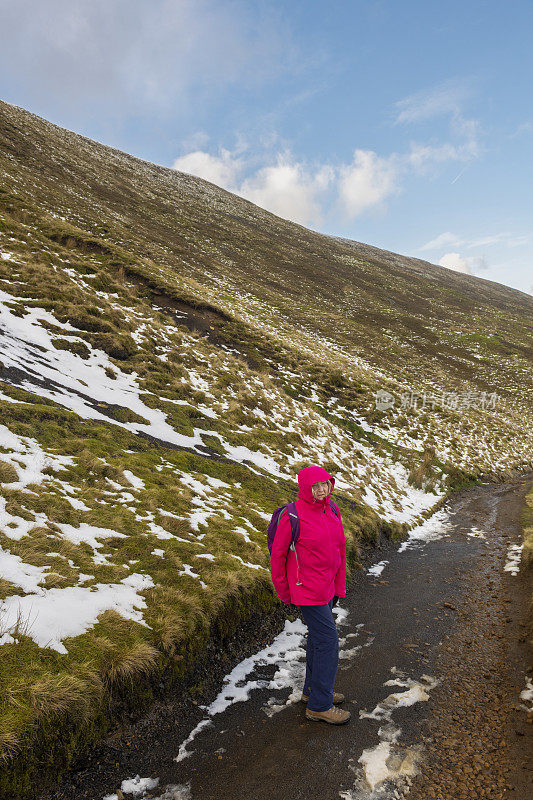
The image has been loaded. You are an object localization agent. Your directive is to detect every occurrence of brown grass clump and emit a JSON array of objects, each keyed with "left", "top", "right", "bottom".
[
  {"left": 93, "top": 635, "right": 160, "bottom": 685},
  {"left": 408, "top": 446, "right": 438, "bottom": 490},
  {"left": 150, "top": 614, "right": 184, "bottom": 656},
  {"left": 0, "top": 461, "right": 19, "bottom": 483},
  {"left": 28, "top": 673, "right": 93, "bottom": 721},
  {"left": 0, "top": 728, "right": 22, "bottom": 764}
]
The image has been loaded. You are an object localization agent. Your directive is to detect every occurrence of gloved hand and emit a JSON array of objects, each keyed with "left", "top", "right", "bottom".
[{"left": 332, "top": 595, "right": 339, "bottom": 608}]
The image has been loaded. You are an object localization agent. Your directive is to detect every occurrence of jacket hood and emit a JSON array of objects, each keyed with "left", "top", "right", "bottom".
[{"left": 297, "top": 465, "right": 335, "bottom": 505}]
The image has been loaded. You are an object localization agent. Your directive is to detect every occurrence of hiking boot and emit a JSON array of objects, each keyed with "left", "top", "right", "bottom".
[
  {"left": 306, "top": 706, "right": 351, "bottom": 725},
  {"left": 301, "top": 691, "right": 345, "bottom": 705}
]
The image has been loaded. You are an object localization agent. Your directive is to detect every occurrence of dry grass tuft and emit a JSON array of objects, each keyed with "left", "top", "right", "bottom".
[
  {"left": 100, "top": 640, "right": 160, "bottom": 685},
  {"left": 151, "top": 614, "right": 184, "bottom": 656},
  {"left": 0, "top": 461, "right": 19, "bottom": 483},
  {"left": 0, "top": 605, "right": 35, "bottom": 641},
  {"left": 0, "top": 728, "right": 22, "bottom": 764},
  {"left": 29, "top": 672, "right": 93, "bottom": 721}
]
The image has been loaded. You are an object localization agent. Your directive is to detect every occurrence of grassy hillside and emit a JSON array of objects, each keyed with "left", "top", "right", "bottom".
[{"left": 0, "top": 99, "right": 532, "bottom": 795}]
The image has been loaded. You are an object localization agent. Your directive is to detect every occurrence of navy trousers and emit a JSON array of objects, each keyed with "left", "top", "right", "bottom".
[{"left": 300, "top": 597, "right": 339, "bottom": 712}]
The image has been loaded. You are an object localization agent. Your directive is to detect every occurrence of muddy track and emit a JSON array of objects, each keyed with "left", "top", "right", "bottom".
[{"left": 43, "top": 474, "right": 533, "bottom": 800}]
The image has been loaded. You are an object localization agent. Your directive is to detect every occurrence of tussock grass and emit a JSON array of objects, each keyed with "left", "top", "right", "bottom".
[
  {"left": 28, "top": 672, "right": 96, "bottom": 722},
  {"left": 0, "top": 461, "right": 19, "bottom": 483},
  {"left": 407, "top": 446, "right": 441, "bottom": 491},
  {"left": 0, "top": 728, "right": 22, "bottom": 765}
]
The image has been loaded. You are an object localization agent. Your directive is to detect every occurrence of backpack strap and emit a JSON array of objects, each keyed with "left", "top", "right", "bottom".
[
  {"left": 284, "top": 501, "right": 300, "bottom": 545},
  {"left": 329, "top": 498, "right": 340, "bottom": 518}
]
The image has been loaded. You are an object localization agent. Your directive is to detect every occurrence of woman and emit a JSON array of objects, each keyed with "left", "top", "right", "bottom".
[{"left": 270, "top": 465, "right": 350, "bottom": 725}]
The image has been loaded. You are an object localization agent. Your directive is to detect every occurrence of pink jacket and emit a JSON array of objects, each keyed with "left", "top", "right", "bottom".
[{"left": 270, "top": 466, "right": 347, "bottom": 606}]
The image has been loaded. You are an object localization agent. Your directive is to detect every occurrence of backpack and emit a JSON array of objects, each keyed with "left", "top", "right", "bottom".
[{"left": 267, "top": 499, "right": 340, "bottom": 554}]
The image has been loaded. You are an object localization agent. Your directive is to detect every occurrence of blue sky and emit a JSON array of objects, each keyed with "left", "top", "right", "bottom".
[{"left": 1, "top": 0, "right": 532, "bottom": 294}]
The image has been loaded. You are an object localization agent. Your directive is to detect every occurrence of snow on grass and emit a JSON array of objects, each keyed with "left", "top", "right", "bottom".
[
  {"left": 361, "top": 460, "right": 444, "bottom": 525},
  {"left": 55, "top": 522, "right": 127, "bottom": 565},
  {"left": 0, "top": 546, "right": 49, "bottom": 593},
  {"left": 63, "top": 495, "right": 91, "bottom": 511},
  {"left": 0, "top": 573, "right": 155, "bottom": 653},
  {"left": 504, "top": 542, "right": 523, "bottom": 575},
  {"left": 0, "top": 503, "right": 49, "bottom": 541},
  {"left": 123, "top": 469, "right": 145, "bottom": 490},
  {"left": 234, "top": 525, "right": 253, "bottom": 544},
  {"left": 0, "top": 388, "right": 20, "bottom": 402},
  {"left": 0, "top": 423, "right": 74, "bottom": 490},
  {"left": 171, "top": 468, "right": 254, "bottom": 540},
  {"left": 229, "top": 554, "right": 267, "bottom": 571},
  {"left": 0, "top": 289, "right": 290, "bottom": 474}
]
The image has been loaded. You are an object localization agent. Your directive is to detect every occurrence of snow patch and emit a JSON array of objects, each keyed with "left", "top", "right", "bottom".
[
  {"left": 0, "top": 573, "right": 154, "bottom": 653},
  {"left": 341, "top": 668, "right": 439, "bottom": 797},
  {"left": 367, "top": 560, "right": 389, "bottom": 577},
  {"left": 397, "top": 507, "right": 452, "bottom": 553},
  {"left": 504, "top": 542, "right": 523, "bottom": 575}
]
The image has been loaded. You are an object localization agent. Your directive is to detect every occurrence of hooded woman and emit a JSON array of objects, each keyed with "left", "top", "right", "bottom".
[{"left": 270, "top": 465, "right": 350, "bottom": 724}]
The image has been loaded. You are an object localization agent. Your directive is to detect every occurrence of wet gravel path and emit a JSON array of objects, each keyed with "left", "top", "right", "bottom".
[
  {"left": 43, "top": 474, "right": 533, "bottom": 800},
  {"left": 405, "top": 478, "right": 533, "bottom": 800}
]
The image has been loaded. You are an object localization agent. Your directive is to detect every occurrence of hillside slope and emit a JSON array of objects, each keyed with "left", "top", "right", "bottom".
[{"left": 0, "top": 99, "right": 532, "bottom": 795}]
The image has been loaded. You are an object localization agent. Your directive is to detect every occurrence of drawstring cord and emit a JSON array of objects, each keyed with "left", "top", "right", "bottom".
[{"left": 290, "top": 541, "right": 302, "bottom": 585}]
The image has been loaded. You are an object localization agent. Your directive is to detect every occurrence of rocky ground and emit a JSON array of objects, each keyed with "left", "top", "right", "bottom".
[{"left": 406, "top": 481, "right": 533, "bottom": 800}]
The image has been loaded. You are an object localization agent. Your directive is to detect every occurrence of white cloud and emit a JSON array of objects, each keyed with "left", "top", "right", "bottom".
[
  {"left": 173, "top": 149, "right": 243, "bottom": 190},
  {"left": 422, "top": 231, "right": 530, "bottom": 254},
  {"left": 506, "top": 235, "right": 530, "bottom": 247},
  {"left": 0, "top": 0, "right": 297, "bottom": 116},
  {"left": 238, "top": 156, "right": 334, "bottom": 226},
  {"left": 466, "top": 233, "right": 531, "bottom": 249},
  {"left": 180, "top": 131, "right": 210, "bottom": 152},
  {"left": 173, "top": 74, "right": 487, "bottom": 229},
  {"left": 338, "top": 149, "right": 400, "bottom": 217},
  {"left": 438, "top": 252, "right": 471, "bottom": 274},
  {"left": 173, "top": 147, "right": 333, "bottom": 227},
  {"left": 174, "top": 146, "right": 399, "bottom": 224},
  {"left": 393, "top": 79, "right": 473, "bottom": 125},
  {"left": 393, "top": 79, "right": 483, "bottom": 174},
  {"left": 466, "top": 234, "right": 508, "bottom": 248},
  {"left": 510, "top": 121, "right": 533, "bottom": 138},
  {"left": 405, "top": 135, "right": 480, "bottom": 170},
  {"left": 438, "top": 252, "right": 487, "bottom": 275},
  {"left": 419, "top": 232, "right": 462, "bottom": 251}
]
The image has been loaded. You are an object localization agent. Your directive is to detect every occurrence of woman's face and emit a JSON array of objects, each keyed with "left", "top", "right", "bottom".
[{"left": 312, "top": 480, "right": 331, "bottom": 500}]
